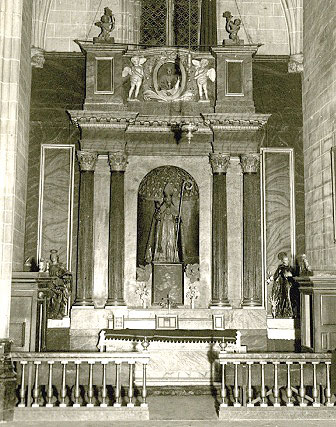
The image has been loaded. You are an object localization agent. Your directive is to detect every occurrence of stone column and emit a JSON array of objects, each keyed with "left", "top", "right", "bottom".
[
  {"left": 74, "top": 151, "right": 97, "bottom": 306},
  {"left": 240, "top": 154, "right": 262, "bottom": 306},
  {"left": 107, "top": 152, "right": 128, "bottom": 306},
  {"left": 209, "top": 153, "right": 230, "bottom": 306}
]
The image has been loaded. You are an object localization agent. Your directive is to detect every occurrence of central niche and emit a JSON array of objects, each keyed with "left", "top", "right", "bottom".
[{"left": 137, "top": 166, "right": 199, "bottom": 304}]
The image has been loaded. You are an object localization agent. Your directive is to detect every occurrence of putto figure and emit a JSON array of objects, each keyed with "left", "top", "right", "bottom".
[
  {"left": 223, "top": 11, "right": 242, "bottom": 44},
  {"left": 94, "top": 7, "right": 115, "bottom": 42},
  {"left": 192, "top": 59, "right": 216, "bottom": 101},
  {"left": 122, "top": 56, "right": 147, "bottom": 100}
]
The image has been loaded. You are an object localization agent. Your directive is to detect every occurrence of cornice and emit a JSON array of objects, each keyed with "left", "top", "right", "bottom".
[
  {"left": 127, "top": 115, "right": 212, "bottom": 134},
  {"left": 67, "top": 110, "right": 139, "bottom": 129},
  {"left": 201, "top": 113, "right": 271, "bottom": 131}
]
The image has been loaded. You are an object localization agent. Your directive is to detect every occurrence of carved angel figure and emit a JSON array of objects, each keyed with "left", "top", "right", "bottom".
[
  {"left": 223, "top": 11, "right": 241, "bottom": 43},
  {"left": 95, "top": 7, "right": 115, "bottom": 42},
  {"left": 122, "top": 56, "right": 147, "bottom": 100},
  {"left": 192, "top": 59, "right": 216, "bottom": 101}
]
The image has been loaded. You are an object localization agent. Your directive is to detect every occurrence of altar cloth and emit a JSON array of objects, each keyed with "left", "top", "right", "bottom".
[{"left": 101, "top": 328, "right": 237, "bottom": 344}]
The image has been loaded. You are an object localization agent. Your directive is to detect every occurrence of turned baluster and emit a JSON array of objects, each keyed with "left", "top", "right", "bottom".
[
  {"left": 246, "top": 362, "right": 253, "bottom": 407},
  {"left": 46, "top": 361, "right": 54, "bottom": 407},
  {"left": 87, "top": 361, "right": 94, "bottom": 407},
  {"left": 220, "top": 362, "right": 227, "bottom": 407},
  {"left": 286, "top": 362, "right": 293, "bottom": 407},
  {"left": 299, "top": 362, "right": 307, "bottom": 407},
  {"left": 325, "top": 362, "right": 333, "bottom": 407},
  {"left": 273, "top": 362, "right": 280, "bottom": 407},
  {"left": 32, "top": 361, "right": 41, "bottom": 407},
  {"left": 18, "top": 361, "right": 27, "bottom": 407},
  {"left": 73, "top": 361, "right": 81, "bottom": 407},
  {"left": 127, "top": 362, "right": 135, "bottom": 407},
  {"left": 312, "top": 362, "right": 320, "bottom": 407},
  {"left": 233, "top": 362, "right": 241, "bottom": 407},
  {"left": 260, "top": 362, "right": 267, "bottom": 407},
  {"left": 114, "top": 362, "right": 121, "bottom": 407},
  {"left": 141, "top": 363, "right": 148, "bottom": 408},
  {"left": 60, "top": 361, "right": 68, "bottom": 407},
  {"left": 100, "top": 361, "right": 108, "bottom": 407}
]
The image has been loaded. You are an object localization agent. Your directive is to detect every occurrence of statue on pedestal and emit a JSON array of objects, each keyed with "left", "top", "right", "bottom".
[
  {"left": 146, "top": 183, "right": 182, "bottom": 263},
  {"left": 223, "top": 11, "right": 243, "bottom": 45},
  {"left": 94, "top": 7, "right": 115, "bottom": 43},
  {"left": 271, "top": 252, "right": 295, "bottom": 318}
]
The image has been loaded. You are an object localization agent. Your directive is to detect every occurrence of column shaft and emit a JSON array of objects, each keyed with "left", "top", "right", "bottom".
[
  {"left": 241, "top": 155, "right": 262, "bottom": 306},
  {"left": 107, "top": 172, "right": 125, "bottom": 305}
]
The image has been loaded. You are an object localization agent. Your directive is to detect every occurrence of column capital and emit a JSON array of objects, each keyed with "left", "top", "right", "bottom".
[
  {"left": 77, "top": 151, "right": 98, "bottom": 171},
  {"left": 240, "top": 153, "right": 260, "bottom": 174},
  {"left": 209, "top": 153, "right": 230, "bottom": 174},
  {"left": 108, "top": 152, "right": 128, "bottom": 172}
]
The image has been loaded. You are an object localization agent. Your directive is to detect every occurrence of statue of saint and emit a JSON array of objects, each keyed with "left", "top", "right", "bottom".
[
  {"left": 146, "top": 183, "right": 183, "bottom": 263},
  {"left": 271, "top": 252, "right": 295, "bottom": 318}
]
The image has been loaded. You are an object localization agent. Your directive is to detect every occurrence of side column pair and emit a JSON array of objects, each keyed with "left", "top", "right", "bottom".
[
  {"left": 74, "top": 151, "right": 127, "bottom": 307},
  {"left": 210, "top": 153, "right": 262, "bottom": 307}
]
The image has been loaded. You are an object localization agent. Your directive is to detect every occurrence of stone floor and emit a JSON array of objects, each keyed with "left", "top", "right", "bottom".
[{"left": 4, "top": 396, "right": 336, "bottom": 426}]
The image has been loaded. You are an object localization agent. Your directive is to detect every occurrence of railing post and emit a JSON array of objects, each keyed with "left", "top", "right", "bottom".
[
  {"left": 141, "top": 362, "right": 148, "bottom": 408},
  {"left": 273, "top": 362, "right": 280, "bottom": 407},
  {"left": 312, "top": 362, "right": 320, "bottom": 407},
  {"left": 87, "top": 361, "right": 94, "bottom": 407},
  {"left": 60, "top": 361, "right": 68, "bottom": 408},
  {"left": 220, "top": 361, "right": 227, "bottom": 407},
  {"left": 127, "top": 362, "right": 135, "bottom": 407},
  {"left": 233, "top": 362, "right": 241, "bottom": 407},
  {"left": 299, "top": 362, "right": 307, "bottom": 407},
  {"left": 32, "top": 361, "right": 41, "bottom": 408},
  {"left": 18, "top": 361, "right": 27, "bottom": 408},
  {"left": 114, "top": 362, "right": 121, "bottom": 408},
  {"left": 46, "top": 361, "right": 54, "bottom": 407},
  {"left": 73, "top": 361, "right": 81, "bottom": 408},
  {"left": 260, "top": 361, "right": 267, "bottom": 407},
  {"left": 325, "top": 361, "right": 333, "bottom": 407},
  {"left": 246, "top": 362, "right": 253, "bottom": 407},
  {"left": 100, "top": 361, "right": 108, "bottom": 407},
  {"left": 286, "top": 362, "right": 293, "bottom": 407}
]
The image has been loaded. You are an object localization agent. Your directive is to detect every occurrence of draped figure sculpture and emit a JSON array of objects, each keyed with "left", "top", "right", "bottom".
[
  {"left": 145, "top": 183, "right": 183, "bottom": 263},
  {"left": 271, "top": 252, "right": 295, "bottom": 318}
]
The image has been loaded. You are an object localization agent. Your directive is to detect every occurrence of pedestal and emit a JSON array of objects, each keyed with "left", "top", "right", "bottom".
[{"left": 0, "top": 340, "right": 16, "bottom": 422}]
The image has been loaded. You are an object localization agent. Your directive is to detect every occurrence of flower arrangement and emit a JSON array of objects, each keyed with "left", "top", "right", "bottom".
[
  {"left": 135, "top": 282, "right": 149, "bottom": 308},
  {"left": 185, "top": 263, "right": 200, "bottom": 283},
  {"left": 186, "top": 284, "right": 200, "bottom": 309}
]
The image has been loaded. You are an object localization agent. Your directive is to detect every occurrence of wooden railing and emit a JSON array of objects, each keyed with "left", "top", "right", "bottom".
[
  {"left": 11, "top": 352, "right": 150, "bottom": 409},
  {"left": 218, "top": 353, "right": 335, "bottom": 408}
]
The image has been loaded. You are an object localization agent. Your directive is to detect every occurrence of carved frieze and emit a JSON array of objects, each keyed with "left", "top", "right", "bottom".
[
  {"left": 77, "top": 151, "right": 98, "bottom": 171},
  {"left": 108, "top": 152, "right": 128, "bottom": 172},
  {"left": 209, "top": 153, "right": 230, "bottom": 174},
  {"left": 240, "top": 153, "right": 260, "bottom": 174}
]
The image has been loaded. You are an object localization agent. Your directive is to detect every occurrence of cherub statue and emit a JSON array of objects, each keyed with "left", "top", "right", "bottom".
[
  {"left": 223, "top": 11, "right": 241, "bottom": 43},
  {"left": 95, "top": 7, "right": 115, "bottom": 42},
  {"left": 192, "top": 59, "right": 216, "bottom": 101},
  {"left": 122, "top": 56, "right": 147, "bottom": 100}
]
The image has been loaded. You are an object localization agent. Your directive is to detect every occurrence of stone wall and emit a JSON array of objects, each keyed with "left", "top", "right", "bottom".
[
  {"left": 12, "top": 0, "right": 33, "bottom": 271},
  {"left": 302, "top": 0, "right": 336, "bottom": 270}
]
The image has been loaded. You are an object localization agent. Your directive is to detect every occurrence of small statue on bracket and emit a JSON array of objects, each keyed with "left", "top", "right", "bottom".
[
  {"left": 192, "top": 59, "right": 216, "bottom": 101},
  {"left": 223, "top": 11, "right": 243, "bottom": 45},
  {"left": 94, "top": 7, "right": 115, "bottom": 43},
  {"left": 298, "top": 253, "right": 313, "bottom": 276},
  {"left": 122, "top": 56, "right": 147, "bottom": 100}
]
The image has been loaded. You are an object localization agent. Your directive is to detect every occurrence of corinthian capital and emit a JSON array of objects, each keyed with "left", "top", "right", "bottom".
[
  {"left": 77, "top": 151, "right": 98, "bottom": 171},
  {"left": 209, "top": 153, "right": 230, "bottom": 174},
  {"left": 240, "top": 153, "right": 260, "bottom": 174},
  {"left": 108, "top": 152, "right": 128, "bottom": 172}
]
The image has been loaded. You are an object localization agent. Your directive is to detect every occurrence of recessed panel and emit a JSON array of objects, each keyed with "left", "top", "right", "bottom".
[
  {"left": 226, "top": 61, "right": 243, "bottom": 95},
  {"left": 96, "top": 58, "right": 113, "bottom": 93},
  {"left": 321, "top": 295, "right": 336, "bottom": 325}
]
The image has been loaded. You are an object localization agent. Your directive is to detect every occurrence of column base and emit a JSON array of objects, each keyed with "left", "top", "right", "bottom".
[
  {"left": 209, "top": 299, "right": 231, "bottom": 308},
  {"left": 242, "top": 297, "right": 262, "bottom": 307},
  {"left": 105, "top": 299, "right": 126, "bottom": 307},
  {"left": 73, "top": 299, "right": 94, "bottom": 307},
  {"left": 0, "top": 339, "right": 16, "bottom": 422}
]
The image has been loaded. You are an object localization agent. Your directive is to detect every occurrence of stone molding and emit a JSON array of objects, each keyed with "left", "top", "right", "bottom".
[
  {"left": 68, "top": 111, "right": 139, "bottom": 129},
  {"left": 209, "top": 153, "right": 230, "bottom": 174},
  {"left": 202, "top": 113, "right": 271, "bottom": 130},
  {"left": 108, "top": 152, "right": 128, "bottom": 172},
  {"left": 288, "top": 53, "right": 303, "bottom": 73},
  {"left": 77, "top": 151, "right": 98, "bottom": 171},
  {"left": 31, "top": 47, "right": 45, "bottom": 68},
  {"left": 240, "top": 154, "right": 260, "bottom": 174}
]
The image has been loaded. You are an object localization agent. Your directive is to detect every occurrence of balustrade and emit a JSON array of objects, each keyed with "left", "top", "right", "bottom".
[
  {"left": 11, "top": 352, "right": 149, "bottom": 409},
  {"left": 218, "top": 353, "right": 335, "bottom": 408}
]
